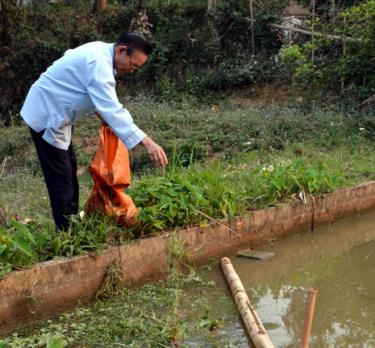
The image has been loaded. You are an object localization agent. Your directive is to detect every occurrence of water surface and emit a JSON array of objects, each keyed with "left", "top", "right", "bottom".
[{"left": 185, "top": 211, "right": 375, "bottom": 347}]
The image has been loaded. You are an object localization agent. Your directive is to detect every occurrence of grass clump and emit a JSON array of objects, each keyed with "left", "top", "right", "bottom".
[
  {"left": 128, "top": 154, "right": 345, "bottom": 235},
  {"left": 0, "top": 214, "right": 124, "bottom": 278},
  {"left": 95, "top": 262, "right": 125, "bottom": 300}
]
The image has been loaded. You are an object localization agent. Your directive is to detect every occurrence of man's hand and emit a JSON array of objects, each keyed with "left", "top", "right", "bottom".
[{"left": 141, "top": 137, "right": 168, "bottom": 168}]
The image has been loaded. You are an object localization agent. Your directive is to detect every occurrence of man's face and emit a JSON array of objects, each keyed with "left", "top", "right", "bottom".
[{"left": 114, "top": 45, "right": 148, "bottom": 75}]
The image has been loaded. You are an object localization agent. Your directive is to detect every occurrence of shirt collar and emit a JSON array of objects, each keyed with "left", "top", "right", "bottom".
[{"left": 111, "top": 43, "right": 117, "bottom": 77}]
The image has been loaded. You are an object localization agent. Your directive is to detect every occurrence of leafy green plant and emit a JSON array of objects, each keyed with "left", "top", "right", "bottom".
[
  {"left": 279, "top": 0, "right": 375, "bottom": 100},
  {"left": 244, "top": 158, "right": 343, "bottom": 207},
  {"left": 0, "top": 221, "right": 37, "bottom": 268},
  {"left": 0, "top": 214, "right": 123, "bottom": 277}
]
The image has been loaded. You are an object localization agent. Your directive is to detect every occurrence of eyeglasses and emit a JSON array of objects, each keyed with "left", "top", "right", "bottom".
[
  {"left": 130, "top": 61, "right": 141, "bottom": 71},
  {"left": 127, "top": 55, "right": 142, "bottom": 72}
]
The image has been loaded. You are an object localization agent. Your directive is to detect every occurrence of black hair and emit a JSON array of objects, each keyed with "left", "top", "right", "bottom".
[{"left": 116, "top": 32, "right": 153, "bottom": 56}]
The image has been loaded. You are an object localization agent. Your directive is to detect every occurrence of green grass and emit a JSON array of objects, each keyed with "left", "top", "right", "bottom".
[
  {"left": 0, "top": 98, "right": 374, "bottom": 276},
  {"left": 0, "top": 274, "right": 226, "bottom": 348}
]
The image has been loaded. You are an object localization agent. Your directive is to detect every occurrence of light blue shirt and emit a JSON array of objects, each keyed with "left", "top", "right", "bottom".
[{"left": 21, "top": 41, "right": 147, "bottom": 150}]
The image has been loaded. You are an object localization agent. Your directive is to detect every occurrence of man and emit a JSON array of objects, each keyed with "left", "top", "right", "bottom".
[{"left": 21, "top": 32, "right": 168, "bottom": 231}]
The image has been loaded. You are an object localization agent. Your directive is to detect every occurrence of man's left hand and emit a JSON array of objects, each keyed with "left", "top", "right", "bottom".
[{"left": 141, "top": 137, "right": 168, "bottom": 168}]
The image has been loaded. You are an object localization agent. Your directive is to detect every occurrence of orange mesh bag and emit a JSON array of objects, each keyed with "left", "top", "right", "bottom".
[{"left": 84, "top": 125, "right": 138, "bottom": 225}]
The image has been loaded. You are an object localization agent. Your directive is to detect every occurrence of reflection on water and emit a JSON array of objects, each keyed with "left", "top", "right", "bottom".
[
  {"left": 186, "top": 211, "right": 375, "bottom": 348},
  {"left": 253, "top": 240, "right": 375, "bottom": 347}
]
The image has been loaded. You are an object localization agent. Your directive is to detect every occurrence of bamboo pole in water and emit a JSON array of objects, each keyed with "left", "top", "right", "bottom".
[
  {"left": 220, "top": 257, "right": 275, "bottom": 348},
  {"left": 301, "top": 288, "right": 318, "bottom": 348}
]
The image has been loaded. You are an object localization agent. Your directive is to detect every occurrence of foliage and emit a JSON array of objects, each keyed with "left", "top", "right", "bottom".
[
  {"left": 127, "top": 154, "right": 345, "bottom": 234},
  {"left": 244, "top": 158, "right": 343, "bottom": 207},
  {"left": 279, "top": 0, "right": 375, "bottom": 100},
  {"left": 0, "top": 214, "right": 124, "bottom": 277},
  {"left": 0, "top": 3, "right": 101, "bottom": 124},
  {"left": 0, "top": 0, "right": 287, "bottom": 123},
  {"left": 336, "top": 0, "right": 375, "bottom": 98}
]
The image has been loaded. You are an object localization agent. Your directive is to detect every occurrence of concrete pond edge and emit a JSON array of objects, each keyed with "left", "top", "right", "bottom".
[{"left": 1, "top": 181, "right": 375, "bottom": 334}]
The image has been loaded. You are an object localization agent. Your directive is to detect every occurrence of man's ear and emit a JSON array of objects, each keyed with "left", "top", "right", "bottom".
[{"left": 115, "top": 45, "right": 127, "bottom": 56}]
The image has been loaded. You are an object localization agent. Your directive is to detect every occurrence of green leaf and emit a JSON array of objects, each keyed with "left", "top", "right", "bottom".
[
  {"left": 10, "top": 220, "right": 36, "bottom": 245},
  {"left": 8, "top": 233, "right": 35, "bottom": 259},
  {"left": 46, "top": 334, "right": 66, "bottom": 348}
]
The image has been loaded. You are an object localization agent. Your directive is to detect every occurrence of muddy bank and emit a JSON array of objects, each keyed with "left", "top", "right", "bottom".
[{"left": 1, "top": 181, "right": 375, "bottom": 335}]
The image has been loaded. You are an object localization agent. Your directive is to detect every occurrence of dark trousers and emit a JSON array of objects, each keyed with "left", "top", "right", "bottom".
[{"left": 30, "top": 128, "right": 79, "bottom": 231}]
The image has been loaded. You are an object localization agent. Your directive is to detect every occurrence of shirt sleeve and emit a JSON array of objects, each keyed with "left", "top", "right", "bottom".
[{"left": 86, "top": 58, "right": 147, "bottom": 150}]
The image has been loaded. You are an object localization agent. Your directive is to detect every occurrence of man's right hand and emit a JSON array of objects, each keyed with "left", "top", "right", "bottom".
[{"left": 141, "top": 137, "right": 168, "bottom": 168}]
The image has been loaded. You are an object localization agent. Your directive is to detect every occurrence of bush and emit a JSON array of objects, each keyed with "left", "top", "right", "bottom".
[
  {"left": 278, "top": 0, "right": 375, "bottom": 100},
  {"left": 0, "top": 3, "right": 101, "bottom": 124},
  {"left": 0, "top": 1, "right": 287, "bottom": 123}
]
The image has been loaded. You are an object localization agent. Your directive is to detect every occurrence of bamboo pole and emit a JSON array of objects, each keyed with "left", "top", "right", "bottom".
[
  {"left": 270, "top": 23, "right": 358, "bottom": 43},
  {"left": 220, "top": 257, "right": 275, "bottom": 348},
  {"left": 301, "top": 288, "right": 318, "bottom": 348}
]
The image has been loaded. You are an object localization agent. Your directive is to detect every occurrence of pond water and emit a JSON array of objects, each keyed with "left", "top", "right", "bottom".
[{"left": 185, "top": 210, "right": 375, "bottom": 347}]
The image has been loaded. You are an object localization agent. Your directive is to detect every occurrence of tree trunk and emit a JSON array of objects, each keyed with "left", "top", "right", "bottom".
[{"left": 129, "top": 0, "right": 152, "bottom": 37}]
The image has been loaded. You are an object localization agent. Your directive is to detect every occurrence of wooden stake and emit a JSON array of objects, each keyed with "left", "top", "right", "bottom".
[
  {"left": 208, "top": 0, "right": 212, "bottom": 11},
  {"left": 220, "top": 257, "right": 275, "bottom": 348},
  {"left": 97, "top": 0, "right": 107, "bottom": 12},
  {"left": 249, "top": 0, "right": 255, "bottom": 56},
  {"left": 289, "top": 0, "right": 292, "bottom": 47},
  {"left": 331, "top": 0, "right": 336, "bottom": 24},
  {"left": 311, "top": 0, "right": 315, "bottom": 64},
  {"left": 301, "top": 288, "right": 318, "bottom": 348},
  {"left": 341, "top": 17, "right": 347, "bottom": 93}
]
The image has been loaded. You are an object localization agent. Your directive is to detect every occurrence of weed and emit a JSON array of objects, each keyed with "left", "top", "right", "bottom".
[{"left": 95, "top": 262, "right": 125, "bottom": 300}]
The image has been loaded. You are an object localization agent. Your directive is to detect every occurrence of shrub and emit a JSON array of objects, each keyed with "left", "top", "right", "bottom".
[
  {"left": 0, "top": 3, "right": 101, "bottom": 124},
  {"left": 0, "top": 0, "right": 287, "bottom": 123},
  {"left": 278, "top": 0, "right": 375, "bottom": 100}
]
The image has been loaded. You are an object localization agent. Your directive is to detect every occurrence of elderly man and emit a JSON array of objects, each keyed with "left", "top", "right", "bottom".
[{"left": 21, "top": 32, "right": 168, "bottom": 231}]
